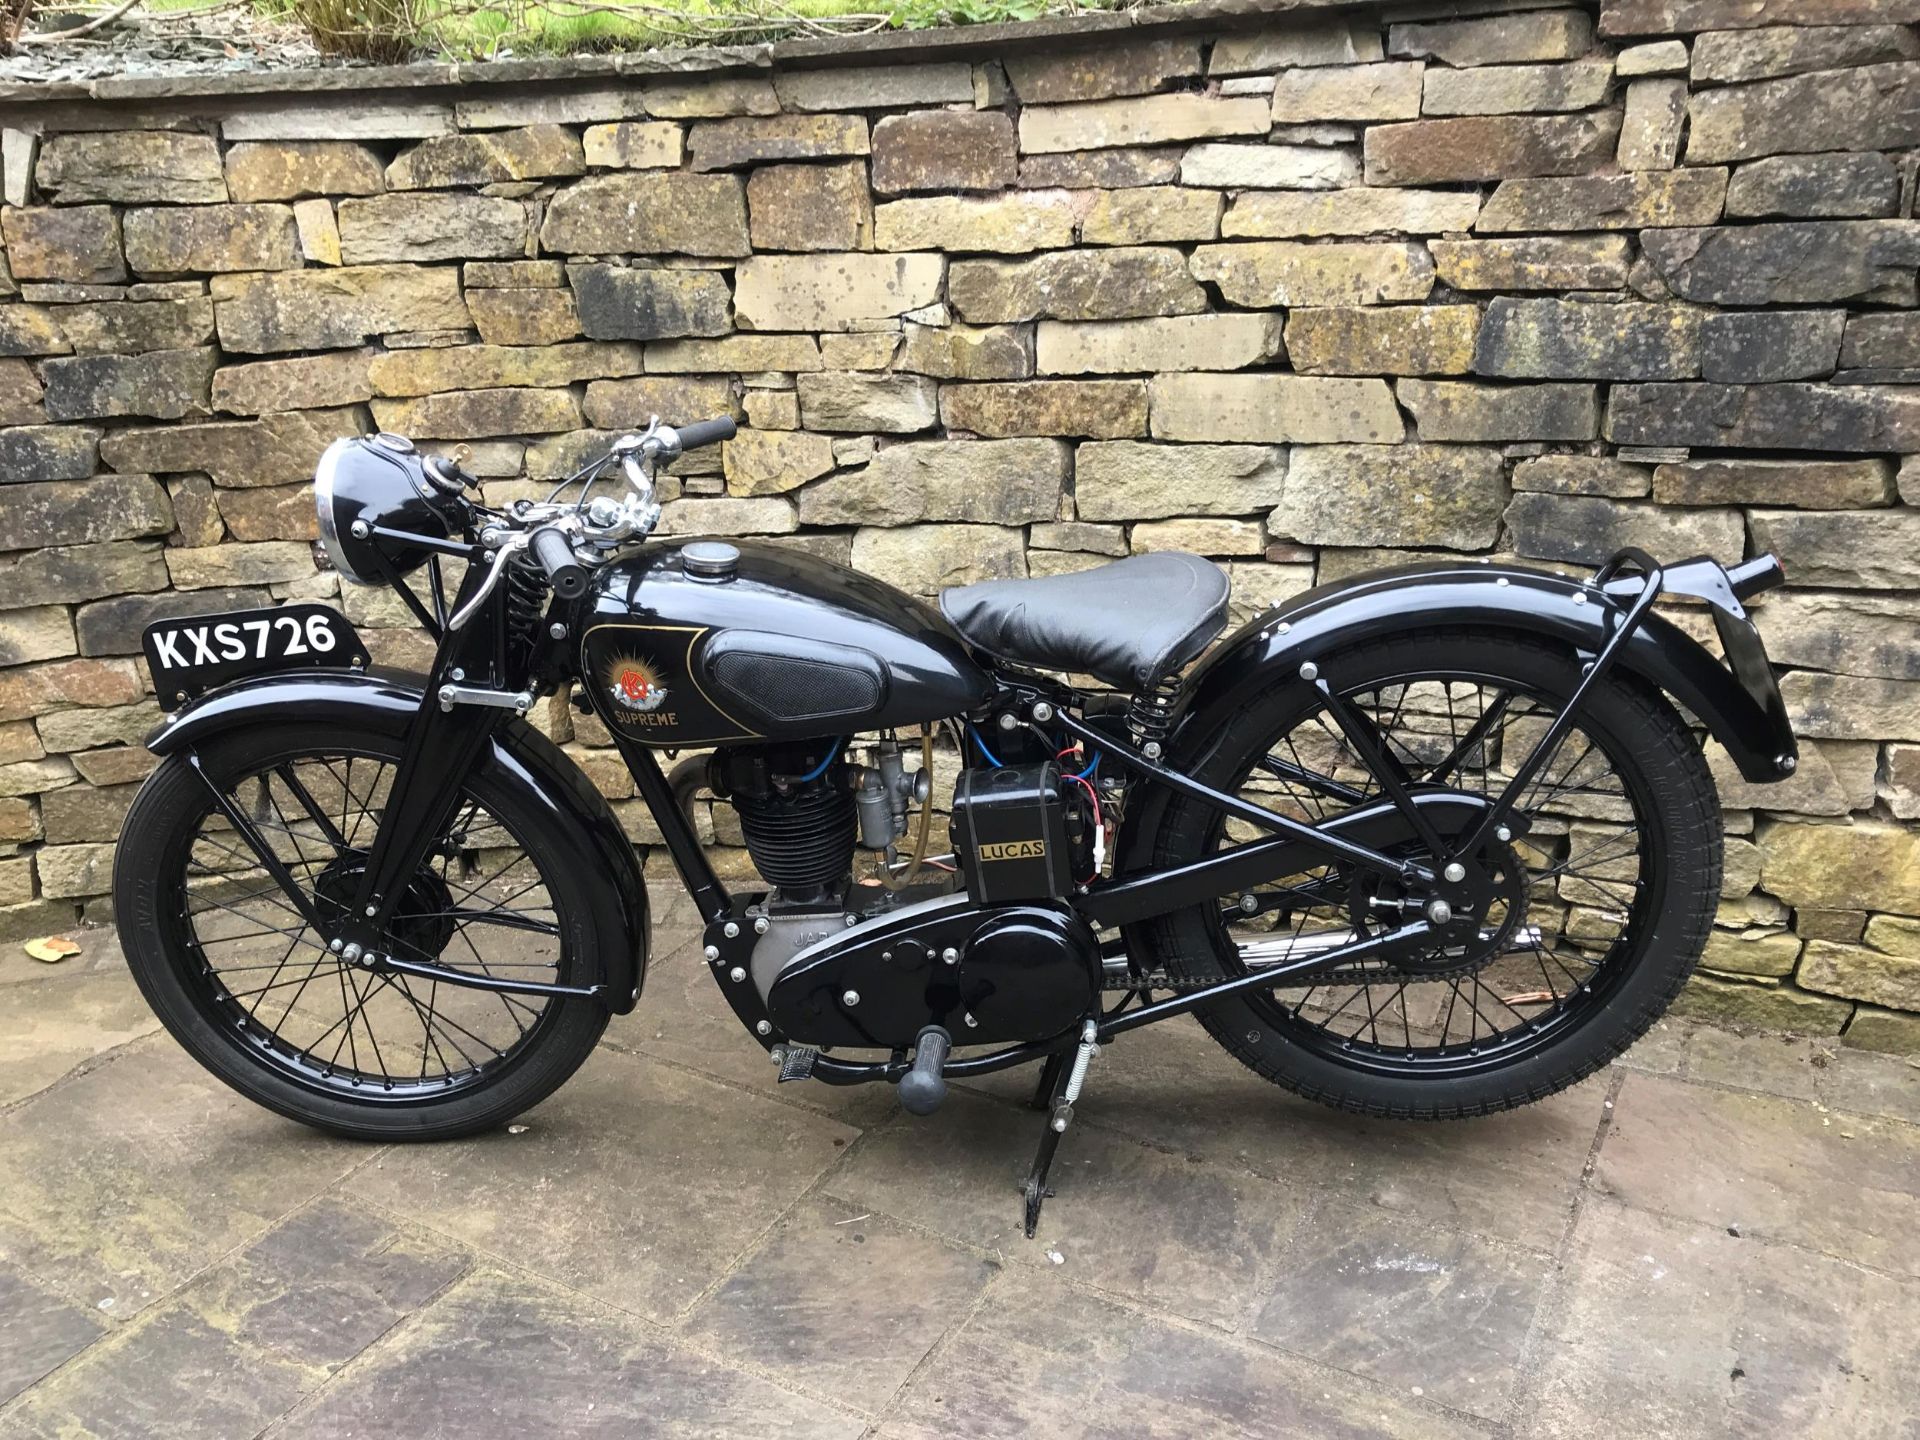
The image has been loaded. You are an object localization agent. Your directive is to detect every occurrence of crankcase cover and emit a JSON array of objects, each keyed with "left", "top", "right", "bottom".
[{"left": 764, "top": 897, "right": 1099, "bottom": 1049}]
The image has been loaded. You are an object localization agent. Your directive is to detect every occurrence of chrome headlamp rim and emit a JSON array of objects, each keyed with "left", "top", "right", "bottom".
[{"left": 314, "top": 438, "right": 374, "bottom": 586}]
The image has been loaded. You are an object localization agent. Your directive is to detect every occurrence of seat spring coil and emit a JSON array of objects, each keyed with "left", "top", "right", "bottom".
[{"left": 1125, "top": 675, "right": 1182, "bottom": 754}]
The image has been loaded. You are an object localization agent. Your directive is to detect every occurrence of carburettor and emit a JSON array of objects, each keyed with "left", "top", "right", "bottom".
[{"left": 848, "top": 738, "right": 930, "bottom": 851}]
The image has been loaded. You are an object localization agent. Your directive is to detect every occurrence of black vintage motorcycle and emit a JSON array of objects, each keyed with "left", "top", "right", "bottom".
[{"left": 113, "top": 417, "right": 1797, "bottom": 1233}]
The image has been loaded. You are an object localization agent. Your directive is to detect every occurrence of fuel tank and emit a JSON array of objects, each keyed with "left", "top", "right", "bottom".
[{"left": 570, "top": 539, "right": 995, "bottom": 747}]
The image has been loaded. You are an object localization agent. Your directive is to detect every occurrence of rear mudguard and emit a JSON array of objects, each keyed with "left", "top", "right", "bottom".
[
  {"left": 146, "top": 667, "right": 649, "bottom": 1013},
  {"left": 1115, "top": 560, "right": 1797, "bottom": 877}
]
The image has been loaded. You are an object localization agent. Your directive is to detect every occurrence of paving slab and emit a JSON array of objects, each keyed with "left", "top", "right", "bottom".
[
  {"left": 0, "top": 1262, "right": 106, "bottom": 1406},
  {"left": 874, "top": 1268, "right": 1485, "bottom": 1439},
  {"left": 1, "top": 1199, "right": 466, "bottom": 1439},
  {"left": 0, "top": 967, "right": 160, "bottom": 1107},
  {"left": 823, "top": 1086, "right": 1312, "bottom": 1327},
  {"left": 682, "top": 1194, "right": 999, "bottom": 1416},
  {"left": 1594, "top": 1071, "right": 1920, "bottom": 1276},
  {"left": 346, "top": 1044, "right": 859, "bottom": 1323},
  {"left": 0, "top": 1035, "right": 370, "bottom": 1316},
  {"left": 275, "top": 1267, "right": 863, "bottom": 1439},
  {"left": 1527, "top": 1199, "right": 1920, "bottom": 1438},
  {"left": 1814, "top": 1047, "right": 1920, "bottom": 1126}
]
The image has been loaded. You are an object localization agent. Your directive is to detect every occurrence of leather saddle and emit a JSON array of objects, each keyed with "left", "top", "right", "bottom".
[{"left": 940, "top": 551, "right": 1230, "bottom": 692}]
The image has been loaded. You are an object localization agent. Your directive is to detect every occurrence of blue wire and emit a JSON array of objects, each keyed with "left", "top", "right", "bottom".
[
  {"left": 969, "top": 725, "right": 1006, "bottom": 769},
  {"left": 1074, "top": 750, "right": 1100, "bottom": 781},
  {"left": 797, "top": 742, "right": 841, "bottom": 783}
]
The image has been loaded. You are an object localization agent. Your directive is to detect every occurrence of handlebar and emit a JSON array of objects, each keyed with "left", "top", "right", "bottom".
[
  {"left": 529, "top": 525, "right": 588, "bottom": 600},
  {"left": 673, "top": 416, "right": 737, "bottom": 452}
]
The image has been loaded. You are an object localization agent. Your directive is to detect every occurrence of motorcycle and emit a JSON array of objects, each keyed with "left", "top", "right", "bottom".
[{"left": 112, "top": 417, "right": 1798, "bottom": 1235}]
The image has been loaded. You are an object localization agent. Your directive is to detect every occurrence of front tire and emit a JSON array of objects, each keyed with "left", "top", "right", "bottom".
[
  {"left": 1135, "top": 629, "right": 1721, "bottom": 1119},
  {"left": 114, "top": 720, "right": 610, "bottom": 1141}
]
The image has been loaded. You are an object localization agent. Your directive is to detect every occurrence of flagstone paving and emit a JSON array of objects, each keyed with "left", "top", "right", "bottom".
[{"left": 1, "top": 927, "right": 1915, "bottom": 1439}]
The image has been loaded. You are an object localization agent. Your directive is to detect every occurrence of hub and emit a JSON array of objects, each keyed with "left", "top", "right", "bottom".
[{"left": 312, "top": 854, "right": 458, "bottom": 962}]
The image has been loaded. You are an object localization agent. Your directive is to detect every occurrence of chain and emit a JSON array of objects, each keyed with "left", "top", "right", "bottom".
[{"left": 1105, "top": 963, "right": 1466, "bottom": 992}]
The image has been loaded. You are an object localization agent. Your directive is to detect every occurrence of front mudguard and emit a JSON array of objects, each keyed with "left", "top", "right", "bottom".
[
  {"left": 146, "top": 667, "right": 650, "bottom": 1013},
  {"left": 1114, "top": 560, "right": 1797, "bottom": 876}
]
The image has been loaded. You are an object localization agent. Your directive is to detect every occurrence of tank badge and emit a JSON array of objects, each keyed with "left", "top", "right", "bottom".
[{"left": 608, "top": 655, "right": 669, "bottom": 714}]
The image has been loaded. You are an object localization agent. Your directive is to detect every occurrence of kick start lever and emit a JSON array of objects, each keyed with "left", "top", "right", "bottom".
[{"left": 898, "top": 1026, "right": 951, "bottom": 1115}]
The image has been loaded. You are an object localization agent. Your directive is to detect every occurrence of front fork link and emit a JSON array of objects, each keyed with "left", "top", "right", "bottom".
[{"left": 1020, "top": 1019, "right": 1100, "bottom": 1238}]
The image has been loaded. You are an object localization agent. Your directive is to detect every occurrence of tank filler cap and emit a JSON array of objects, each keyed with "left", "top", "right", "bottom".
[{"left": 683, "top": 540, "right": 740, "bottom": 582}]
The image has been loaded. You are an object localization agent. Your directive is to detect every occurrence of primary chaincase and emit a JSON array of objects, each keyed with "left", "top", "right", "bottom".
[{"left": 758, "top": 892, "right": 1101, "bottom": 1049}]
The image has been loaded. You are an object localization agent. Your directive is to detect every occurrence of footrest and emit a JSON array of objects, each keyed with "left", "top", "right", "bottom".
[{"left": 778, "top": 1044, "right": 819, "bottom": 1082}]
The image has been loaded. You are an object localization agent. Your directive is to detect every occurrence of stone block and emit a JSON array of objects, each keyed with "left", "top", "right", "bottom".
[
  {"left": 850, "top": 524, "right": 1026, "bottom": 596},
  {"left": 567, "top": 265, "right": 730, "bottom": 342},
  {"left": 645, "top": 334, "right": 823, "bottom": 373},
  {"left": 1640, "top": 221, "right": 1920, "bottom": 304},
  {"left": 1504, "top": 492, "right": 1743, "bottom": 565},
  {"left": 1431, "top": 235, "right": 1632, "bottom": 290},
  {"left": 1691, "top": 22, "right": 1919, "bottom": 82},
  {"left": 1178, "top": 144, "right": 1360, "bottom": 190},
  {"left": 335, "top": 194, "right": 528, "bottom": 264},
  {"left": 387, "top": 125, "right": 583, "bottom": 188},
  {"left": 1839, "top": 312, "right": 1920, "bottom": 373},
  {"left": 122, "top": 205, "right": 300, "bottom": 274},
  {"left": 224, "top": 141, "right": 386, "bottom": 202},
  {"left": 1654, "top": 457, "right": 1890, "bottom": 507},
  {"left": 1133, "top": 518, "right": 1266, "bottom": 556},
  {"left": 1725, "top": 153, "right": 1900, "bottom": 220},
  {"left": 896, "top": 324, "right": 1031, "bottom": 380},
  {"left": 1271, "top": 62, "right": 1424, "bottom": 122},
  {"left": 1687, "top": 61, "right": 1920, "bottom": 165},
  {"left": 580, "top": 376, "right": 734, "bottom": 430},
  {"left": 1276, "top": 444, "right": 1507, "bottom": 549},
  {"left": 1389, "top": 9, "right": 1594, "bottom": 65},
  {"left": 224, "top": 102, "right": 452, "bottom": 142},
  {"left": 454, "top": 89, "right": 644, "bottom": 128},
  {"left": 1475, "top": 169, "right": 1728, "bottom": 232},
  {"left": 1699, "top": 310, "right": 1844, "bottom": 382},
  {"left": 466, "top": 289, "right": 581, "bottom": 347},
  {"left": 1150, "top": 374, "right": 1403, "bottom": 444},
  {"left": 1800, "top": 940, "right": 1920, "bottom": 1009},
  {"left": 540, "top": 172, "right": 749, "bottom": 258},
  {"left": 1, "top": 207, "right": 124, "bottom": 284},
  {"left": 1607, "top": 382, "right": 1920, "bottom": 453},
  {"left": 0, "top": 359, "right": 45, "bottom": 426},
  {"left": 48, "top": 297, "right": 211, "bottom": 359},
  {"left": 1363, "top": 113, "right": 1619, "bottom": 185},
  {"left": 872, "top": 112, "right": 1016, "bottom": 194},
  {"left": 950, "top": 248, "right": 1203, "bottom": 322},
  {"left": 367, "top": 341, "right": 640, "bottom": 397},
  {"left": 1619, "top": 39, "right": 1689, "bottom": 74},
  {"left": 169, "top": 473, "right": 222, "bottom": 546},
  {"left": 0, "top": 542, "right": 167, "bottom": 612},
  {"left": 369, "top": 388, "right": 582, "bottom": 439},
  {"left": 722, "top": 429, "right": 835, "bottom": 496},
  {"left": 582, "top": 121, "right": 684, "bottom": 170},
  {"left": 1753, "top": 591, "right": 1920, "bottom": 679},
  {"left": 1423, "top": 59, "right": 1614, "bottom": 116},
  {"left": 1401, "top": 380, "right": 1600, "bottom": 441},
  {"left": 1618, "top": 77, "right": 1687, "bottom": 169},
  {"left": 1221, "top": 187, "right": 1480, "bottom": 239},
  {"left": 771, "top": 63, "right": 973, "bottom": 111},
  {"left": 0, "top": 305, "right": 68, "bottom": 357},
  {"left": 40, "top": 347, "right": 215, "bottom": 423},
  {"left": 1017, "top": 94, "right": 1270, "bottom": 153},
  {"left": 219, "top": 483, "right": 317, "bottom": 542},
  {"left": 688, "top": 114, "right": 869, "bottom": 172},
  {"left": 640, "top": 76, "right": 778, "bottom": 118},
  {"left": 1189, "top": 241, "right": 1435, "bottom": 307},
  {"left": 210, "top": 350, "right": 374, "bottom": 416},
  {"left": 34, "top": 130, "right": 225, "bottom": 205},
  {"left": 0, "top": 607, "right": 75, "bottom": 665},
  {"left": 747, "top": 162, "right": 871, "bottom": 251},
  {"left": 0, "top": 424, "right": 97, "bottom": 482},
  {"left": 1019, "top": 148, "right": 1182, "bottom": 189},
  {"left": 1512, "top": 455, "right": 1650, "bottom": 497},
  {"left": 1783, "top": 672, "right": 1920, "bottom": 741},
  {"left": 1286, "top": 305, "right": 1479, "bottom": 375},
  {"left": 875, "top": 192, "right": 1075, "bottom": 254},
  {"left": 210, "top": 265, "right": 470, "bottom": 353},
  {"left": 1702, "top": 929, "right": 1802, "bottom": 978},
  {"left": 939, "top": 380, "right": 1147, "bottom": 438},
  {"left": 734, "top": 253, "right": 943, "bottom": 331},
  {"left": 1474, "top": 298, "right": 1701, "bottom": 380},
  {"left": 1005, "top": 38, "right": 1201, "bottom": 102},
  {"left": 1081, "top": 187, "right": 1222, "bottom": 245},
  {"left": 1035, "top": 313, "right": 1282, "bottom": 375},
  {"left": 1075, "top": 441, "right": 1285, "bottom": 520},
  {"left": 1212, "top": 17, "right": 1383, "bottom": 74},
  {"left": 289, "top": 198, "right": 337, "bottom": 266},
  {"left": 800, "top": 441, "right": 1066, "bottom": 527},
  {"left": 0, "top": 474, "right": 170, "bottom": 548},
  {"left": 795, "top": 373, "right": 939, "bottom": 433},
  {"left": 100, "top": 407, "right": 363, "bottom": 486},
  {"left": 1750, "top": 508, "right": 1920, "bottom": 587}
]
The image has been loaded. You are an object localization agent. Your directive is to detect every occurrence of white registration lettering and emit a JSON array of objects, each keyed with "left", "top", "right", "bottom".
[
  {"left": 214, "top": 623, "right": 245, "bottom": 661},
  {"left": 305, "top": 613, "right": 338, "bottom": 653},
  {"left": 243, "top": 619, "right": 272, "bottom": 658},
  {"left": 186, "top": 628, "right": 220, "bottom": 665},
  {"left": 151, "top": 630, "right": 188, "bottom": 669},
  {"left": 275, "top": 614, "right": 308, "bottom": 656}
]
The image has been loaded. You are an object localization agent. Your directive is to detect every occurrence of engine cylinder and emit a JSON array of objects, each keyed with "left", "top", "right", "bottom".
[{"left": 711, "top": 745, "right": 854, "bottom": 902}]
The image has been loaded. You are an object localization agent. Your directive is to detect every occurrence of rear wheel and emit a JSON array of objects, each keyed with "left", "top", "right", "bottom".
[
  {"left": 1136, "top": 629, "right": 1721, "bottom": 1118},
  {"left": 114, "top": 721, "right": 610, "bottom": 1141}
]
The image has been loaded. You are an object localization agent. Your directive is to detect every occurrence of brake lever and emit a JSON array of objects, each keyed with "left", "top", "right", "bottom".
[{"left": 447, "top": 531, "right": 528, "bottom": 632}]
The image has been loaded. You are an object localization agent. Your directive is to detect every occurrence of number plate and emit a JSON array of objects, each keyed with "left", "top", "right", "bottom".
[{"left": 143, "top": 605, "right": 369, "bottom": 706}]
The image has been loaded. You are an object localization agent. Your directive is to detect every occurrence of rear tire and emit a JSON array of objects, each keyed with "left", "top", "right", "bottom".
[
  {"left": 1135, "top": 629, "right": 1721, "bottom": 1119},
  {"left": 114, "top": 720, "right": 610, "bottom": 1141}
]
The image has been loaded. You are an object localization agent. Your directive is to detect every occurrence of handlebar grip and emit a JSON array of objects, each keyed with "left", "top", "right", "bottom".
[
  {"left": 529, "top": 526, "right": 588, "bottom": 601},
  {"left": 675, "top": 416, "right": 737, "bottom": 451}
]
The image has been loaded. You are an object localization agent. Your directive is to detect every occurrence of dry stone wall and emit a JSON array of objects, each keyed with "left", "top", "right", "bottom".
[{"left": 0, "top": 0, "right": 1917, "bottom": 1048}]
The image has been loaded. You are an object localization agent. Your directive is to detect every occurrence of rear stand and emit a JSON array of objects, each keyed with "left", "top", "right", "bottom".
[{"left": 1019, "top": 1022, "right": 1098, "bottom": 1238}]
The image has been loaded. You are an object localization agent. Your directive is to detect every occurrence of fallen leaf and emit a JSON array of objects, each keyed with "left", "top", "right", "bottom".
[{"left": 24, "top": 935, "right": 81, "bottom": 964}]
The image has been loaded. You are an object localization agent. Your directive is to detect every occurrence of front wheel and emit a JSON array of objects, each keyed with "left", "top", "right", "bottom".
[
  {"left": 113, "top": 720, "right": 610, "bottom": 1141},
  {"left": 1135, "top": 629, "right": 1722, "bottom": 1119}
]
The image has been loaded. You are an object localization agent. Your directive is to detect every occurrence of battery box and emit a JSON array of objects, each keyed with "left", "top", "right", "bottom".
[{"left": 950, "top": 762, "right": 1074, "bottom": 905}]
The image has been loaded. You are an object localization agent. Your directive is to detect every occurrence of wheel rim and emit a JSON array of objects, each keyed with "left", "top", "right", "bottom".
[
  {"left": 1201, "top": 663, "right": 1664, "bottom": 1079},
  {"left": 168, "top": 748, "right": 570, "bottom": 1101}
]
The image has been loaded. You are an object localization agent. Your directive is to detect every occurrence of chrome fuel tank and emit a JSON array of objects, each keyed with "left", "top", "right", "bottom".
[{"left": 570, "top": 539, "right": 994, "bottom": 747}]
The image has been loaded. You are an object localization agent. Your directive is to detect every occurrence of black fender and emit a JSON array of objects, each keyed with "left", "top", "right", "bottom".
[
  {"left": 1115, "top": 560, "right": 1797, "bottom": 877},
  {"left": 146, "top": 667, "right": 649, "bottom": 1013}
]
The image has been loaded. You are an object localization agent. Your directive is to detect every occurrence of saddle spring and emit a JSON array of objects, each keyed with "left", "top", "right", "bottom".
[{"left": 1124, "top": 674, "right": 1182, "bottom": 759}]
